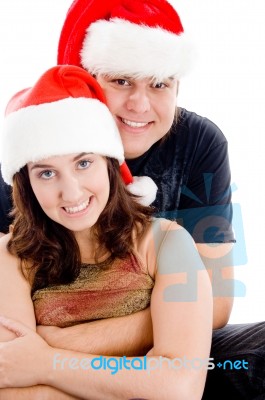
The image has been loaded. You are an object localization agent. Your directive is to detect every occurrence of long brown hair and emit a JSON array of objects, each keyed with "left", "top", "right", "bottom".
[{"left": 8, "top": 158, "right": 153, "bottom": 292}]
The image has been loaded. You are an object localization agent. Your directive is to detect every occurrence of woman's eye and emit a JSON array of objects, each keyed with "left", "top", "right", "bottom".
[
  {"left": 78, "top": 160, "right": 91, "bottom": 169},
  {"left": 40, "top": 170, "right": 55, "bottom": 179}
]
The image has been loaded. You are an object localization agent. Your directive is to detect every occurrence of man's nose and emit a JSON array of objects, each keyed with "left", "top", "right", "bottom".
[{"left": 126, "top": 88, "right": 151, "bottom": 113}]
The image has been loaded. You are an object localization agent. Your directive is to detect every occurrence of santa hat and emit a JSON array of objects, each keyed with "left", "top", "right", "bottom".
[
  {"left": 57, "top": 0, "right": 192, "bottom": 80},
  {"left": 1, "top": 65, "right": 157, "bottom": 205}
]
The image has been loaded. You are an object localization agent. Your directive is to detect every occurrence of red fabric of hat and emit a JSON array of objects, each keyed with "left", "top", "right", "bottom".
[
  {"left": 58, "top": 0, "right": 191, "bottom": 80},
  {"left": 2, "top": 65, "right": 158, "bottom": 206}
]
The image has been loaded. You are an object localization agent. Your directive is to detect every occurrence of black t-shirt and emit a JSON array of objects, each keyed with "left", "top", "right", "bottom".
[
  {"left": 0, "top": 168, "right": 12, "bottom": 233},
  {"left": 126, "top": 108, "right": 234, "bottom": 243},
  {"left": 0, "top": 108, "right": 234, "bottom": 242}
]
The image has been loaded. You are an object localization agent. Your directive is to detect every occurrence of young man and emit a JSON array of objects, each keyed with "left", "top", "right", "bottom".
[{"left": 0, "top": 0, "right": 264, "bottom": 398}]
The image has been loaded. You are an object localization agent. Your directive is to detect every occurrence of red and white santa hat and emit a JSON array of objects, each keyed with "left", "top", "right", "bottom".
[
  {"left": 1, "top": 65, "right": 157, "bottom": 205},
  {"left": 57, "top": 0, "right": 192, "bottom": 80}
]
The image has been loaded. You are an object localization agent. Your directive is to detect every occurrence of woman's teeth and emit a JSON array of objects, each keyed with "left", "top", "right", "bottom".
[
  {"left": 122, "top": 118, "right": 149, "bottom": 128},
  {"left": 64, "top": 199, "right": 90, "bottom": 214}
]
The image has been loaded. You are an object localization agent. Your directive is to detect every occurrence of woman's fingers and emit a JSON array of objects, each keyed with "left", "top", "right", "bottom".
[{"left": 0, "top": 315, "right": 31, "bottom": 337}]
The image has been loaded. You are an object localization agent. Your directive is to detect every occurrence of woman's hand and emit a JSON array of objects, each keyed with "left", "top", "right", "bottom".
[{"left": 0, "top": 316, "right": 53, "bottom": 388}]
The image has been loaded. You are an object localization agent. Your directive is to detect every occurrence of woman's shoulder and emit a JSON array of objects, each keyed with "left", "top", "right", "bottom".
[
  {"left": 138, "top": 217, "right": 188, "bottom": 244},
  {"left": 135, "top": 218, "right": 191, "bottom": 278},
  {"left": 147, "top": 217, "right": 187, "bottom": 238},
  {"left": 0, "top": 232, "right": 14, "bottom": 259},
  {"left": 0, "top": 233, "right": 30, "bottom": 280},
  {"left": 0, "top": 233, "right": 27, "bottom": 281},
  {"left": 0, "top": 233, "right": 21, "bottom": 269}
]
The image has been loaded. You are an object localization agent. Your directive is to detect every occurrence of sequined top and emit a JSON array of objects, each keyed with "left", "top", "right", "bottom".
[{"left": 32, "top": 251, "right": 154, "bottom": 328}]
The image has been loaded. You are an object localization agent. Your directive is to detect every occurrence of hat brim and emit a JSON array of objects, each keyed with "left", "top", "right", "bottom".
[{"left": 81, "top": 18, "right": 193, "bottom": 80}]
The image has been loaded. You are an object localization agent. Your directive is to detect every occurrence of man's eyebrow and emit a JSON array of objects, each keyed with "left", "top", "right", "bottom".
[{"left": 162, "top": 76, "right": 175, "bottom": 81}]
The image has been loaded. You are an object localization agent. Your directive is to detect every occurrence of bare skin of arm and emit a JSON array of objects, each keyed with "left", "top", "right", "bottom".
[
  {"left": 0, "top": 386, "right": 79, "bottom": 400},
  {"left": 0, "top": 223, "right": 213, "bottom": 399},
  {"left": 0, "top": 235, "right": 80, "bottom": 400},
  {"left": 38, "top": 242, "right": 234, "bottom": 355},
  {"left": 38, "top": 307, "right": 153, "bottom": 356},
  {"left": 197, "top": 242, "right": 234, "bottom": 328}
]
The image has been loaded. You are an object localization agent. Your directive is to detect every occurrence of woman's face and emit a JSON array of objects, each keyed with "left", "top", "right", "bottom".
[{"left": 28, "top": 153, "right": 110, "bottom": 235}]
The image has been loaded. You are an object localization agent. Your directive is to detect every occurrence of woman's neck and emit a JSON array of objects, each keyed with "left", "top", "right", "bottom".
[{"left": 74, "top": 229, "right": 109, "bottom": 264}]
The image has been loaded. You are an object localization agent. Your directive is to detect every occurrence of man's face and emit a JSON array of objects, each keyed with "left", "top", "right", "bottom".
[{"left": 97, "top": 75, "right": 178, "bottom": 159}]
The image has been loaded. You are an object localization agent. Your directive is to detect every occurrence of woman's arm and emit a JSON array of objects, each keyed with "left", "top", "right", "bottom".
[
  {"left": 0, "top": 234, "right": 36, "bottom": 340},
  {"left": 0, "top": 235, "right": 79, "bottom": 400},
  {"left": 37, "top": 307, "right": 153, "bottom": 356},
  {"left": 0, "top": 386, "right": 79, "bottom": 400},
  {"left": 0, "top": 222, "right": 213, "bottom": 400}
]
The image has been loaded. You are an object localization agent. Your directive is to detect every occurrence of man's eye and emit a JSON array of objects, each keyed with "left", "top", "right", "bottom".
[
  {"left": 115, "top": 79, "right": 130, "bottom": 86},
  {"left": 152, "top": 82, "right": 166, "bottom": 89}
]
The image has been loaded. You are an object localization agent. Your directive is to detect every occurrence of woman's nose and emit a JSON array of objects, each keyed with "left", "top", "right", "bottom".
[{"left": 60, "top": 175, "right": 83, "bottom": 204}]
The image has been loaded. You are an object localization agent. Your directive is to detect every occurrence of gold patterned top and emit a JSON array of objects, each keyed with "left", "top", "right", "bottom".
[{"left": 32, "top": 251, "right": 155, "bottom": 327}]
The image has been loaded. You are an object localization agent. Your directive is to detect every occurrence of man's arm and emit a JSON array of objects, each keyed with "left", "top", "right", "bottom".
[
  {"left": 176, "top": 116, "right": 236, "bottom": 328},
  {"left": 196, "top": 242, "right": 234, "bottom": 328}
]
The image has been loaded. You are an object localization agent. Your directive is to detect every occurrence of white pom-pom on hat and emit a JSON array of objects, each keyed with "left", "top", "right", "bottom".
[{"left": 127, "top": 176, "right": 158, "bottom": 207}]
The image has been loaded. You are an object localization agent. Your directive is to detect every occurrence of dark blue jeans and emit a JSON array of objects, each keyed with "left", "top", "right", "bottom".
[{"left": 202, "top": 322, "right": 265, "bottom": 399}]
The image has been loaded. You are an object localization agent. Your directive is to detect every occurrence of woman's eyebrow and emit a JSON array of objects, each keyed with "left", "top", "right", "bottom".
[
  {"left": 30, "top": 153, "right": 93, "bottom": 170},
  {"left": 30, "top": 163, "right": 53, "bottom": 171},
  {"left": 73, "top": 152, "right": 92, "bottom": 161}
]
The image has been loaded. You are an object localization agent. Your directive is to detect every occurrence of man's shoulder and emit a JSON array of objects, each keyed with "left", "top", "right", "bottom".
[
  {"left": 155, "top": 108, "right": 228, "bottom": 161},
  {"left": 172, "top": 107, "right": 228, "bottom": 148}
]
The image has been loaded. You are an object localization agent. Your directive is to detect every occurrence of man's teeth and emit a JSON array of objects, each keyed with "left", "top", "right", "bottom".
[
  {"left": 122, "top": 118, "right": 148, "bottom": 128},
  {"left": 64, "top": 199, "right": 90, "bottom": 214}
]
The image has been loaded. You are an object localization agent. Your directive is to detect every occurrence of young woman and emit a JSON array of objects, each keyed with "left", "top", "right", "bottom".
[{"left": 0, "top": 65, "right": 212, "bottom": 400}]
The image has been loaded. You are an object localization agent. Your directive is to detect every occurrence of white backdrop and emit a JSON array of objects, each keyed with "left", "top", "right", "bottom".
[{"left": 0, "top": 0, "right": 264, "bottom": 323}]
